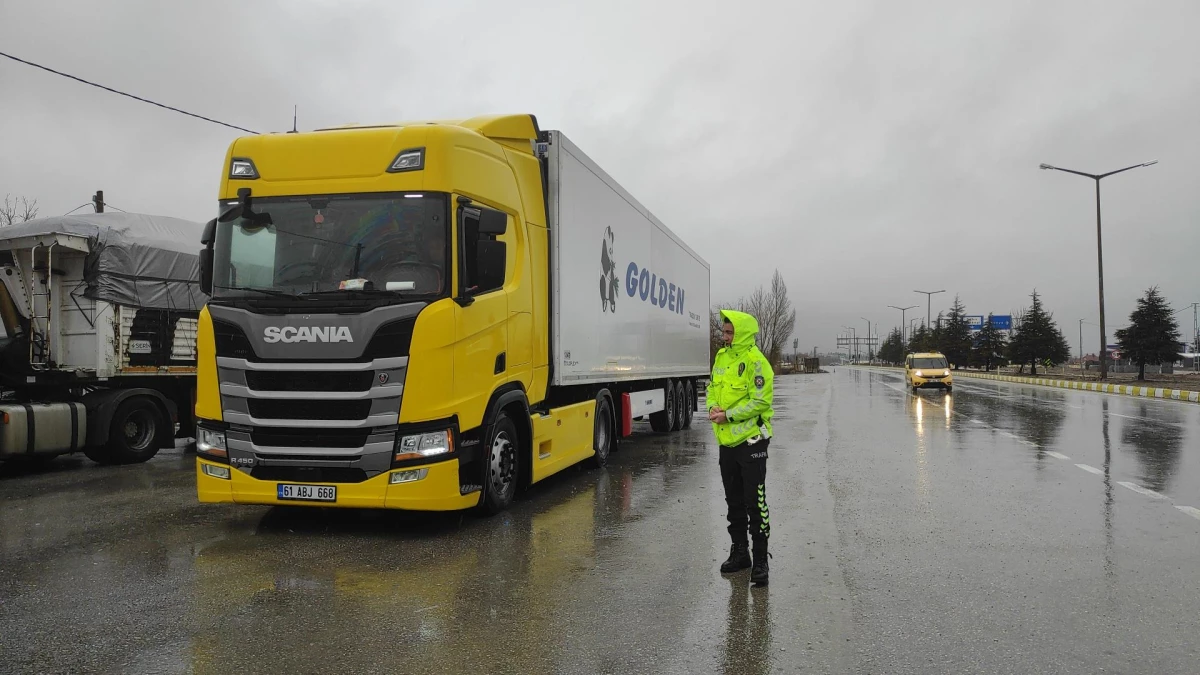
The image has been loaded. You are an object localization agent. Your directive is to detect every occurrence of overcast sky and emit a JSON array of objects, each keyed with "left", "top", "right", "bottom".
[{"left": 2, "top": 0, "right": 1198, "bottom": 354}]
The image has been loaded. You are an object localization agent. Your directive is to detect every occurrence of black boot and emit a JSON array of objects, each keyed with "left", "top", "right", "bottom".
[
  {"left": 720, "top": 542, "right": 751, "bottom": 574},
  {"left": 750, "top": 540, "right": 769, "bottom": 586}
]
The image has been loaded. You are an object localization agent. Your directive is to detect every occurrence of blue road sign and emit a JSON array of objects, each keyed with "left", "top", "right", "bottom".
[{"left": 967, "top": 315, "right": 1012, "bottom": 332}]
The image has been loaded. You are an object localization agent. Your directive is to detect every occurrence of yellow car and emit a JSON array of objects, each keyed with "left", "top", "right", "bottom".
[{"left": 905, "top": 352, "right": 953, "bottom": 392}]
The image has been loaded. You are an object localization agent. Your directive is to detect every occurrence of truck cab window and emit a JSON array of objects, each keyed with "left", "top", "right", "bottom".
[{"left": 458, "top": 204, "right": 507, "bottom": 298}]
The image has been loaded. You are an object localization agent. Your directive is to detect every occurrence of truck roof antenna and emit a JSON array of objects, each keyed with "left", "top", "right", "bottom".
[{"left": 290, "top": 105, "right": 298, "bottom": 133}]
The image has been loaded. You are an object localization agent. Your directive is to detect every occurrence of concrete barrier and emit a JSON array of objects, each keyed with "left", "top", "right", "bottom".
[{"left": 952, "top": 371, "right": 1200, "bottom": 405}]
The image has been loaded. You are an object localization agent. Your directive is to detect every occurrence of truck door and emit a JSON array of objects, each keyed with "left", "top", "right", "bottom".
[{"left": 453, "top": 201, "right": 511, "bottom": 420}]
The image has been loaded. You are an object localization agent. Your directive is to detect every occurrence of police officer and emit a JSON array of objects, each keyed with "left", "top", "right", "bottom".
[{"left": 707, "top": 309, "right": 775, "bottom": 586}]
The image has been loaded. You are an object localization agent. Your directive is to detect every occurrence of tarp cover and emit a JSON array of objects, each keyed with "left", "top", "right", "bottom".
[{"left": 0, "top": 212, "right": 205, "bottom": 311}]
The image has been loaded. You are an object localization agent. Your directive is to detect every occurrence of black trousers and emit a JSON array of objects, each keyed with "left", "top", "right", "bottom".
[{"left": 719, "top": 438, "right": 770, "bottom": 546}]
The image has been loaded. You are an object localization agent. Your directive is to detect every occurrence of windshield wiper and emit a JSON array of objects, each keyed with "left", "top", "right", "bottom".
[
  {"left": 298, "top": 288, "right": 436, "bottom": 300},
  {"left": 215, "top": 285, "right": 300, "bottom": 299}
]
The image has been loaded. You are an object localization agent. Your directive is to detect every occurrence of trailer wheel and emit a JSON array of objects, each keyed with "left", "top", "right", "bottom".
[
  {"left": 104, "top": 397, "right": 165, "bottom": 465},
  {"left": 589, "top": 395, "right": 614, "bottom": 468},
  {"left": 479, "top": 413, "right": 520, "bottom": 515},
  {"left": 650, "top": 381, "right": 676, "bottom": 433},
  {"left": 671, "top": 380, "right": 686, "bottom": 431},
  {"left": 681, "top": 381, "right": 695, "bottom": 429}
]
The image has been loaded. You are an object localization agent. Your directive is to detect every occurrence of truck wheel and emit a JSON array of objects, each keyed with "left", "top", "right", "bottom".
[
  {"left": 480, "top": 413, "right": 519, "bottom": 515},
  {"left": 681, "top": 381, "right": 695, "bottom": 429},
  {"left": 589, "top": 395, "right": 614, "bottom": 468},
  {"left": 105, "top": 397, "right": 165, "bottom": 464},
  {"left": 650, "top": 381, "right": 676, "bottom": 433},
  {"left": 671, "top": 380, "right": 686, "bottom": 431}
]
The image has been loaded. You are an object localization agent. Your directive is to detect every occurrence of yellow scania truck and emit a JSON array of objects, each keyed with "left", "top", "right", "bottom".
[{"left": 194, "top": 114, "right": 710, "bottom": 513}]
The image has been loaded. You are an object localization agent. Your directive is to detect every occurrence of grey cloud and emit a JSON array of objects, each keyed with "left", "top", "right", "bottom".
[{"left": 2, "top": 0, "right": 1197, "bottom": 354}]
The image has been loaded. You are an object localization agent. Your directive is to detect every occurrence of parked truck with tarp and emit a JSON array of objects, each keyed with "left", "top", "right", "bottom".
[{"left": 0, "top": 213, "right": 204, "bottom": 464}]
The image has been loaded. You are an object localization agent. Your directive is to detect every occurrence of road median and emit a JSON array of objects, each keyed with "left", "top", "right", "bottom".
[{"left": 951, "top": 370, "right": 1200, "bottom": 404}]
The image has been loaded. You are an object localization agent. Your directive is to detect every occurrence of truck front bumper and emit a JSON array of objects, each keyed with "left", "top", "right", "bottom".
[{"left": 196, "top": 457, "right": 481, "bottom": 511}]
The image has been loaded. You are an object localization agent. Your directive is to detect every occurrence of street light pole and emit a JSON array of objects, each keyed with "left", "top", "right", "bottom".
[
  {"left": 860, "top": 317, "right": 873, "bottom": 362},
  {"left": 889, "top": 305, "right": 918, "bottom": 344},
  {"left": 1040, "top": 160, "right": 1157, "bottom": 380},
  {"left": 914, "top": 290, "right": 945, "bottom": 329},
  {"left": 1078, "top": 318, "right": 1084, "bottom": 366}
]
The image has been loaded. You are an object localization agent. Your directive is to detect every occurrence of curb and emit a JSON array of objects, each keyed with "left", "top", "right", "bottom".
[{"left": 952, "top": 371, "right": 1200, "bottom": 404}]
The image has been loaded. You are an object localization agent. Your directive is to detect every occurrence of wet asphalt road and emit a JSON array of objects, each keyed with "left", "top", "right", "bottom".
[{"left": 2, "top": 369, "right": 1199, "bottom": 674}]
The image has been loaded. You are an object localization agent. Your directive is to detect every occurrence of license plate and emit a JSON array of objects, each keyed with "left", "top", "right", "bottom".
[{"left": 277, "top": 483, "right": 337, "bottom": 502}]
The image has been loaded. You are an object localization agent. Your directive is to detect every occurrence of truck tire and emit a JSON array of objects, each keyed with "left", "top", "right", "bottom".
[
  {"left": 479, "top": 413, "right": 519, "bottom": 515},
  {"left": 671, "top": 380, "right": 686, "bottom": 431},
  {"left": 681, "top": 380, "right": 695, "bottom": 429},
  {"left": 104, "top": 396, "right": 166, "bottom": 465},
  {"left": 650, "top": 381, "right": 676, "bottom": 433},
  {"left": 589, "top": 394, "right": 614, "bottom": 468}
]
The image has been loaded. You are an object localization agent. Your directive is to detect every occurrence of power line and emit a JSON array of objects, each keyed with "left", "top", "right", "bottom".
[
  {"left": 0, "top": 50, "right": 259, "bottom": 135},
  {"left": 63, "top": 203, "right": 92, "bottom": 216}
]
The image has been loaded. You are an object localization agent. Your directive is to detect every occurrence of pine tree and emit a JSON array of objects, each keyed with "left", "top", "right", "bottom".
[
  {"left": 972, "top": 313, "right": 1009, "bottom": 372},
  {"left": 938, "top": 295, "right": 974, "bottom": 369},
  {"left": 878, "top": 328, "right": 906, "bottom": 365},
  {"left": 1008, "top": 290, "right": 1070, "bottom": 375},
  {"left": 1114, "top": 287, "right": 1181, "bottom": 380},
  {"left": 909, "top": 323, "right": 932, "bottom": 353},
  {"left": 930, "top": 312, "right": 945, "bottom": 355}
]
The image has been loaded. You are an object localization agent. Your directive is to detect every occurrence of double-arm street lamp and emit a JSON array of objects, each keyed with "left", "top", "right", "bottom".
[{"left": 1040, "top": 160, "right": 1157, "bottom": 380}]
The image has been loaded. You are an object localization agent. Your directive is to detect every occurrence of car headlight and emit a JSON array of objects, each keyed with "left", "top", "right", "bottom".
[
  {"left": 915, "top": 370, "right": 923, "bottom": 378},
  {"left": 944, "top": 369, "right": 951, "bottom": 376},
  {"left": 196, "top": 427, "right": 228, "bottom": 459},
  {"left": 395, "top": 429, "right": 453, "bottom": 462}
]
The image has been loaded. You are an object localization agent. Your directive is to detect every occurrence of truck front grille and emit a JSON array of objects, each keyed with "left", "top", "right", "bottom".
[
  {"left": 245, "top": 370, "right": 375, "bottom": 393},
  {"left": 251, "top": 427, "right": 371, "bottom": 449},
  {"left": 248, "top": 399, "right": 370, "bottom": 421}
]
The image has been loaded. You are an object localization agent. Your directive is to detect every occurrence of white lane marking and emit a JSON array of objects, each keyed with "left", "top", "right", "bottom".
[
  {"left": 1045, "top": 451, "right": 1070, "bottom": 460},
  {"left": 1176, "top": 506, "right": 1200, "bottom": 521},
  {"left": 1117, "top": 482, "right": 1168, "bottom": 500},
  {"left": 1076, "top": 464, "right": 1104, "bottom": 475},
  {"left": 971, "top": 419, "right": 985, "bottom": 424}
]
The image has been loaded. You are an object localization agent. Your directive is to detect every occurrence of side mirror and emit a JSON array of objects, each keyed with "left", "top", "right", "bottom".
[
  {"left": 478, "top": 209, "right": 508, "bottom": 235},
  {"left": 199, "top": 218, "right": 216, "bottom": 296},
  {"left": 475, "top": 240, "right": 506, "bottom": 292},
  {"left": 201, "top": 219, "right": 216, "bottom": 245},
  {"left": 199, "top": 248, "right": 214, "bottom": 296}
]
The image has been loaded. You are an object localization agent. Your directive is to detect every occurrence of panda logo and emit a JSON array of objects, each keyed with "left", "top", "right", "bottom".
[{"left": 599, "top": 226, "right": 617, "bottom": 313}]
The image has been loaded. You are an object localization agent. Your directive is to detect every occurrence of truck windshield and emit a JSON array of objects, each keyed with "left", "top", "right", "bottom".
[
  {"left": 211, "top": 192, "right": 449, "bottom": 300},
  {"left": 912, "top": 357, "right": 948, "bottom": 369}
]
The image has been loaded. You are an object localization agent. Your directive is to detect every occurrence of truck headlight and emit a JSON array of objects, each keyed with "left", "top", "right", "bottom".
[
  {"left": 395, "top": 429, "right": 453, "bottom": 462},
  {"left": 915, "top": 370, "right": 924, "bottom": 378},
  {"left": 944, "top": 369, "right": 951, "bottom": 377},
  {"left": 197, "top": 427, "right": 228, "bottom": 459}
]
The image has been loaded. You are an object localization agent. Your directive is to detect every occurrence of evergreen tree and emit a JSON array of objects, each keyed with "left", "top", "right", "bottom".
[
  {"left": 930, "top": 312, "right": 946, "bottom": 354},
  {"left": 972, "top": 313, "right": 1009, "bottom": 371},
  {"left": 909, "top": 323, "right": 933, "bottom": 353},
  {"left": 1115, "top": 287, "right": 1181, "bottom": 380},
  {"left": 878, "top": 328, "right": 906, "bottom": 365},
  {"left": 1008, "top": 290, "right": 1070, "bottom": 375},
  {"left": 938, "top": 295, "right": 974, "bottom": 369}
]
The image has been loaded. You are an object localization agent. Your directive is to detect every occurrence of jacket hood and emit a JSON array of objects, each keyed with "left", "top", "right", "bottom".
[{"left": 720, "top": 309, "right": 759, "bottom": 354}]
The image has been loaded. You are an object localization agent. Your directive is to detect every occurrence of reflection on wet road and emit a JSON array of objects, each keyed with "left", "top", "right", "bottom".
[{"left": 2, "top": 369, "right": 1199, "bottom": 673}]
